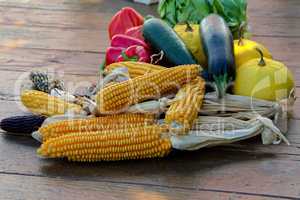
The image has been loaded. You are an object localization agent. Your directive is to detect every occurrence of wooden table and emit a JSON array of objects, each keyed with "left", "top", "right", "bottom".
[{"left": 0, "top": 0, "right": 299, "bottom": 199}]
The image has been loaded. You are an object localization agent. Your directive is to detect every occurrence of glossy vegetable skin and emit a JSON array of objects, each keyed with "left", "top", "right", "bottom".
[
  {"left": 116, "top": 45, "right": 150, "bottom": 63},
  {"left": 105, "top": 47, "right": 125, "bottom": 65},
  {"left": 105, "top": 35, "right": 150, "bottom": 66},
  {"left": 234, "top": 39, "right": 272, "bottom": 68},
  {"left": 111, "top": 34, "right": 149, "bottom": 49},
  {"left": 125, "top": 25, "right": 144, "bottom": 41},
  {"left": 143, "top": 18, "right": 197, "bottom": 66},
  {"left": 108, "top": 7, "right": 144, "bottom": 40},
  {"left": 234, "top": 49, "right": 295, "bottom": 101},
  {"left": 200, "top": 14, "right": 236, "bottom": 98},
  {"left": 174, "top": 23, "right": 207, "bottom": 67}
]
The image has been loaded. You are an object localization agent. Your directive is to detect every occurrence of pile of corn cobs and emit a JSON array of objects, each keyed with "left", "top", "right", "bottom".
[{"left": 0, "top": 63, "right": 291, "bottom": 162}]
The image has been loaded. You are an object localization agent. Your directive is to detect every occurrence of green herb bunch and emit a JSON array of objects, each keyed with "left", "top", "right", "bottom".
[{"left": 158, "top": 0, "right": 248, "bottom": 39}]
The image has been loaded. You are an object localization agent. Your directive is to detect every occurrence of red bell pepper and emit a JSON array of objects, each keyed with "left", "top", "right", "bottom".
[
  {"left": 125, "top": 25, "right": 144, "bottom": 41},
  {"left": 111, "top": 34, "right": 149, "bottom": 49},
  {"left": 108, "top": 7, "right": 144, "bottom": 40},
  {"left": 117, "top": 45, "right": 150, "bottom": 63},
  {"left": 105, "top": 47, "right": 125, "bottom": 66}
]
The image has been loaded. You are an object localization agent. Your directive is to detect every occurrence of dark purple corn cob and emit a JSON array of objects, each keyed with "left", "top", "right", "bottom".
[{"left": 0, "top": 115, "right": 46, "bottom": 135}]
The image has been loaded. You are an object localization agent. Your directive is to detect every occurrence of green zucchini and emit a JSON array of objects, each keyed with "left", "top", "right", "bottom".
[
  {"left": 200, "top": 14, "right": 236, "bottom": 98},
  {"left": 143, "top": 18, "right": 197, "bottom": 66}
]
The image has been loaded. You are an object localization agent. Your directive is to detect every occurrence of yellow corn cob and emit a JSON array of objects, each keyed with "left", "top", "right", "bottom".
[
  {"left": 37, "top": 125, "right": 172, "bottom": 162},
  {"left": 105, "top": 62, "right": 166, "bottom": 78},
  {"left": 38, "top": 113, "right": 156, "bottom": 142},
  {"left": 21, "top": 90, "right": 82, "bottom": 116},
  {"left": 97, "top": 65, "right": 200, "bottom": 114},
  {"left": 165, "top": 77, "right": 205, "bottom": 134}
]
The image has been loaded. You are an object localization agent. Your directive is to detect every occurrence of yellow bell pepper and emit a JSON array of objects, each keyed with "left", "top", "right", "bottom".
[
  {"left": 234, "top": 48, "right": 294, "bottom": 101},
  {"left": 234, "top": 39, "right": 272, "bottom": 68},
  {"left": 174, "top": 23, "right": 207, "bottom": 67}
]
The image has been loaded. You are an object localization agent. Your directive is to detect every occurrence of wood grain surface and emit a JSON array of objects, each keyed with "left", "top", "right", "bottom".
[{"left": 0, "top": 0, "right": 299, "bottom": 199}]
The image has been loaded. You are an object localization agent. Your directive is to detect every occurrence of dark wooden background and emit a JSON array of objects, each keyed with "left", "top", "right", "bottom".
[{"left": 0, "top": 0, "right": 299, "bottom": 199}]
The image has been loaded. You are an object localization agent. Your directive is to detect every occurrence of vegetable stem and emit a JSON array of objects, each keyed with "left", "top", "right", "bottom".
[
  {"left": 213, "top": 74, "right": 228, "bottom": 99},
  {"left": 238, "top": 21, "right": 247, "bottom": 46},
  {"left": 121, "top": 51, "right": 138, "bottom": 62},
  {"left": 255, "top": 48, "right": 266, "bottom": 66},
  {"left": 185, "top": 22, "right": 194, "bottom": 32}
]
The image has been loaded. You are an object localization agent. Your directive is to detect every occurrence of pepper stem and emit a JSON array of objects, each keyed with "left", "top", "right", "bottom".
[
  {"left": 255, "top": 48, "right": 266, "bottom": 66},
  {"left": 238, "top": 22, "right": 247, "bottom": 46},
  {"left": 185, "top": 22, "right": 194, "bottom": 32}
]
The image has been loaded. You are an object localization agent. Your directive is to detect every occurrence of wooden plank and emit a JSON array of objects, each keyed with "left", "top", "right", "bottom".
[
  {"left": 0, "top": 0, "right": 299, "bottom": 54},
  {"left": 0, "top": 6, "right": 112, "bottom": 30},
  {"left": 0, "top": 25, "right": 108, "bottom": 52},
  {"left": 292, "top": 89, "right": 300, "bottom": 120},
  {"left": 0, "top": 100, "right": 25, "bottom": 120},
  {"left": 0, "top": 131, "right": 300, "bottom": 199},
  {"left": 0, "top": 0, "right": 158, "bottom": 15},
  {"left": 1, "top": 6, "right": 299, "bottom": 38},
  {"left": 249, "top": 17, "right": 300, "bottom": 38},
  {"left": 248, "top": 0, "right": 300, "bottom": 18},
  {"left": 0, "top": 0, "right": 298, "bottom": 198},
  {"left": 0, "top": 48, "right": 102, "bottom": 76},
  {"left": 0, "top": 0, "right": 298, "bottom": 19},
  {"left": 0, "top": 19, "right": 298, "bottom": 56},
  {"left": 1, "top": 173, "right": 287, "bottom": 200}
]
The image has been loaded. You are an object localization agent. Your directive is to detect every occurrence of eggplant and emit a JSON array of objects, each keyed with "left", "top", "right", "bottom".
[{"left": 200, "top": 14, "right": 236, "bottom": 98}]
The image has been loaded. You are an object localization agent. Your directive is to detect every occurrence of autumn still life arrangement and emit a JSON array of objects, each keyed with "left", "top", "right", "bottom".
[{"left": 0, "top": 0, "right": 296, "bottom": 162}]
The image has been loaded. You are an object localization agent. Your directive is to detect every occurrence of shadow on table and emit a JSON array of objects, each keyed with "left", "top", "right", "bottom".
[
  {"left": 38, "top": 139, "right": 276, "bottom": 187},
  {"left": 1, "top": 132, "right": 277, "bottom": 188},
  {"left": 1, "top": 133, "right": 40, "bottom": 147}
]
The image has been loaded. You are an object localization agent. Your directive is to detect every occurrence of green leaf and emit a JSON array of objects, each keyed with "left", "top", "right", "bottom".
[
  {"left": 158, "top": 0, "right": 167, "bottom": 17},
  {"left": 191, "top": 0, "right": 211, "bottom": 18},
  {"left": 157, "top": 0, "right": 248, "bottom": 38},
  {"left": 212, "top": 0, "right": 226, "bottom": 16}
]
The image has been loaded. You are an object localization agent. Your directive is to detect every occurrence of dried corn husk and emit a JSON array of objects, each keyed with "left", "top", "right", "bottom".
[
  {"left": 169, "top": 92, "right": 294, "bottom": 150},
  {"left": 125, "top": 92, "right": 294, "bottom": 132},
  {"left": 91, "top": 67, "right": 130, "bottom": 96},
  {"left": 201, "top": 92, "right": 282, "bottom": 117},
  {"left": 170, "top": 115, "right": 290, "bottom": 151},
  {"left": 200, "top": 92, "right": 295, "bottom": 134},
  {"left": 127, "top": 95, "right": 176, "bottom": 114},
  {"left": 50, "top": 88, "right": 77, "bottom": 103}
]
